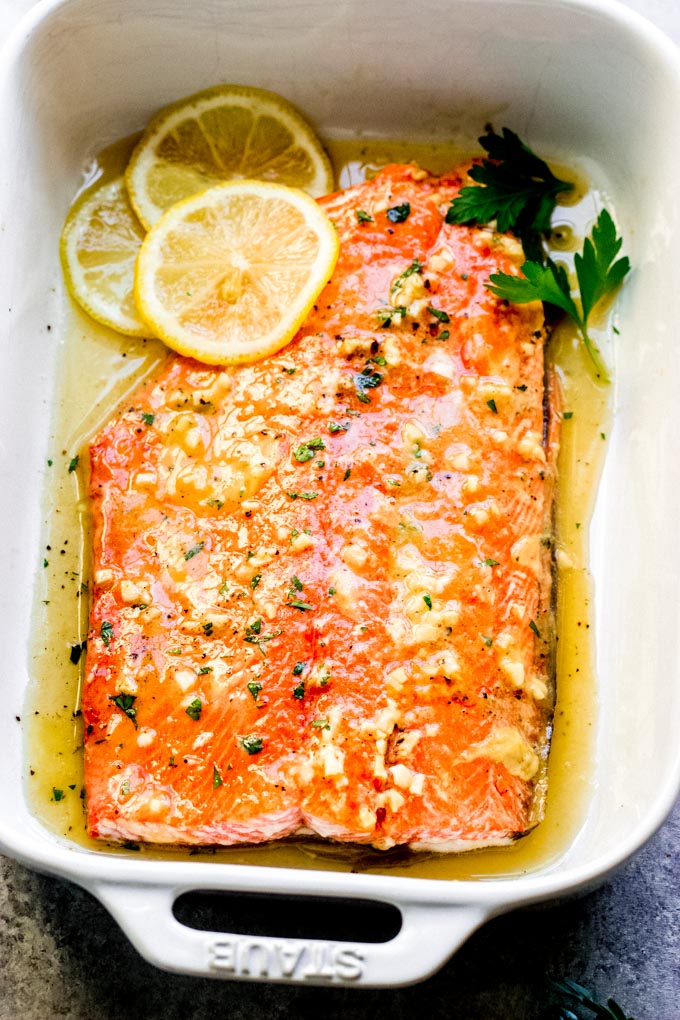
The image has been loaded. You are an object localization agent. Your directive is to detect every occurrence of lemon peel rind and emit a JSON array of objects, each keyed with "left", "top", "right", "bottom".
[
  {"left": 134, "top": 180, "right": 339, "bottom": 366},
  {"left": 126, "top": 83, "right": 334, "bottom": 230},
  {"left": 60, "top": 178, "right": 150, "bottom": 337}
]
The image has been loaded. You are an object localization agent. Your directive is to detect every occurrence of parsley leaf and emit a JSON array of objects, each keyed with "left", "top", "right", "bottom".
[
  {"left": 141, "top": 412, "right": 155, "bottom": 426},
  {"left": 446, "top": 127, "right": 573, "bottom": 260},
  {"left": 386, "top": 202, "right": 410, "bottom": 223},
  {"left": 329, "top": 420, "right": 350, "bottom": 434},
  {"left": 354, "top": 364, "right": 383, "bottom": 404},
  {"left": 487, "top": 209, "right": 629, "bottom": 381},
  {"left": 52, "top": 788, "right": 64, "bottom": 802},
  {"left": 287, "top": 598, "right": 313, "bottom": 612},
  {"left": 294, "top": 438, "right": 325, "bottom": 462},
  {"left": 356, "top": 209, "right": 373, "bottom": 224},
  {"left": 213, "top": 765, "right": 223, "bottom": 788},
  {"left": 239, "top": 735, "right": 264, "bottom": 755},
  {"left": 185, "top": 697, "right": 202, "bottom": 721},
  {"left": 392, "top": 259, "right": 423, "bottom": 293},
  {"left": 100, "top": 621, "right": 114, "bottom": 647},
  {"left": 70, "top": 640, "right": 87, "bottom": 665},
  {"left": 184, "top": 541, "right": 205, "bottom": 561},
  {"left": 111, "top": 693, "right": 137, "bottom": 728},
  {"left": 286, "top": 491, "right": 318, "bottom": 500},
  {"left": 68, "top": 455, "right": 79, "bottom": 473},
  {"left": 427, "top": 306, "right": 450, "bottom": 323},
  {"left": 250, "top": 573, "right": 262, "bottom": 590},
  {"left": 247, "top": 680, "right": 262, "bottom": 701},
  {"left": 292, "top": 661, "right": 306, "bottom": 676}
]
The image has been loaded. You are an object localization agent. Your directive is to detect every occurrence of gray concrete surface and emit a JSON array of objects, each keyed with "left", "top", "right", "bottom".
[{"left": 1, "top": 798, "right": 678, "bottom": 1019}]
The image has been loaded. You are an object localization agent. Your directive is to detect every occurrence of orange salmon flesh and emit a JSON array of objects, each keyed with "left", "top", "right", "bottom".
[{"left": 83, "top": 164, "right": 556, "bottom": 850}]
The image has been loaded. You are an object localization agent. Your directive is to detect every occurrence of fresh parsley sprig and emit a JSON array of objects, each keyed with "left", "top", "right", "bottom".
[
  {"left": 446, "top": 127, "right": 573, "bottom": 261},
  {"left": 550, "top": 979, "right": 635, "bottom": 1020},
  {"left": 486, "top": 209, "right": 629, "bottom": 382}
]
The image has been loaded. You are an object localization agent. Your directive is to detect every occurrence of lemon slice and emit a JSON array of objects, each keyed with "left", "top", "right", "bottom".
[
  {"left": 126, "top": 84, "right": 334, "bottom": 229},
  {"left": 134, "top": 180, "right": 339, "bottom": 365},
  {"left": 60, "top": 176, "right": 149, "bottom": 336}
]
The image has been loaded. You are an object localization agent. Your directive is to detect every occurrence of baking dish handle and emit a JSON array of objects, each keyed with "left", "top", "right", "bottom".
[{"left": 93, "top": 880, "right": 491, "bottom": 987}]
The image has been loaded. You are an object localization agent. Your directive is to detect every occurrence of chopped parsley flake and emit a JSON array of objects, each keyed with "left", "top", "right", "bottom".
[
  {"left": 529, "top": 619, "right": 541, "bottom": 638},
  {"left": 481, "top": 557, "right": 500, "bottom": 567},
  {"left": 311, "top": 718, "right": 331, "bottom": 730},
  {"left": 52, "top": 788, "right": 64, "bottom": 802},
  {"left": 481, "top": 635, "right": 493, "bottom": 647},
  {"left": 292, "top": 661, "right": 306, "bottom": 676},
  {"left": 343, "top": 467, "right": 352, "bottom": 481},
  {"left": 68, "top": 455, "right": 79, "bottom": 473},
  {"left": 141, "top": 412, "right": 155, "bottom": 426},
  {"left": 376, "top": 306, "right": 406, "bottom": 328},
  {"left": 392, "top": 259, "right": 423, "bottom": 292},
  {"left": 250, "top": 573, "right": 262, "bottom": 590},
  {"left": 287, "top": 598, "right": 313, "bottom": 612},
  {"left": 356, "top": 209, "right": 373, "bottom": 224},
  {"left": 563, "top": 411, "right": 574, "bottom": 420},
  {"left": 428, "top": 306, "right": 450, "bottom": 323},
  {"left": 292, "top": 681, "right": 305, "bottom": 699},
  {"left": 486, "top": 398, "right": 498, "bottom": 414},
  {"left": 290, "top": 576, "right": 303, "bottom": 592},
  {"left": 286, "top": 491, "right": 318, "bottom": 500},
  {"left": 111, "top": 693, "right": 137, "bottom": 728},
  {"left": 100, "top": 621, "right": 114, "bottom": 647},
  {"left": 386, "top": 202, "right": 410, "bottom": 223},
  {"left": 247, "top": 680, "right": 262, "bottom": 701},
  {"left": 213, "top": 765, "right": 223, "bottom": 788},
  {"left": 423, "top": 594, "right": 432, "bottom": 610},
  {"left": 185, "top": 542, "right": 205, "bottom": 561},
  {"left": 354, "top": 364, "right": 383, "bottom": 403},
  {"left": 70, "top": 641, "right": 86, "bottom": 665},
  {"left": 168, "top": 647, "right": 182, "bottom": 656},
  {"left": 197, "top": 665, "right": 213, "bottom": 675},
  {"left": 328, "top": 587, "right": 336, "bottom": 596},
  {"left": 202, "top": 621, "right": 214, "bottom": 637},
  {"left": 329, "top": 421, "right": 350, "bottom": 434},
  {"left": 185, "top": 697, "right": 202, "bottom": 721},
  {"left": 294, "top": 437, "right": 325, "bottom": 462},
  {"left": 239, "top": 735, "right": 264, "bottom": 755},
  {"left": 437, "top": 330, "right": 450, "bottom": 341}
]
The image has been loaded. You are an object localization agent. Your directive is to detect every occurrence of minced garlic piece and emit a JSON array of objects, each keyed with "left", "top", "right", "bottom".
[
  {"left": 500, "top": 658, "right": 525, "bottom": 688},
  {"left": 517, "top": 431, "right": 546, "bottom": 463},
  {"left": 291, "top": 532, "right": 315, "bottom": 553},
  {"left": 460, "top": 727, "right": 540, "bottom": 780},
  {"left": 136, "top": 728, "right": 156, "bottom": 748}
]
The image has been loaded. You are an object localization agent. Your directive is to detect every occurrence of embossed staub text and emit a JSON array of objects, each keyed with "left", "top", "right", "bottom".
[{"left": 208, "top": 936, "right": 365, "bottom": 981}]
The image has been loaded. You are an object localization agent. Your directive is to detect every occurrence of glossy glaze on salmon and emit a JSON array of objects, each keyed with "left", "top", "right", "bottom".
[{"left": 83, "top": 163, "right": 556, "bottom": 850}]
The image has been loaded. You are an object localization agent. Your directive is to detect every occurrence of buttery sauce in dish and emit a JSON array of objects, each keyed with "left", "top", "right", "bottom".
[{"left": 25, "top": 137, "right": 610, "bottom": 879}]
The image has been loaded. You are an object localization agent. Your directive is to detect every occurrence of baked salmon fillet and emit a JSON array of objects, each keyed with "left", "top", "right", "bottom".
[{"left": 83, "top": 163, "right": 556, "bottom": 850}]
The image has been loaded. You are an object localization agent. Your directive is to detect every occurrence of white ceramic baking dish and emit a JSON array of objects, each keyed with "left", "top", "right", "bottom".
[{"left": 1, "top": 0, "right": 680, "bottom": 988}]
